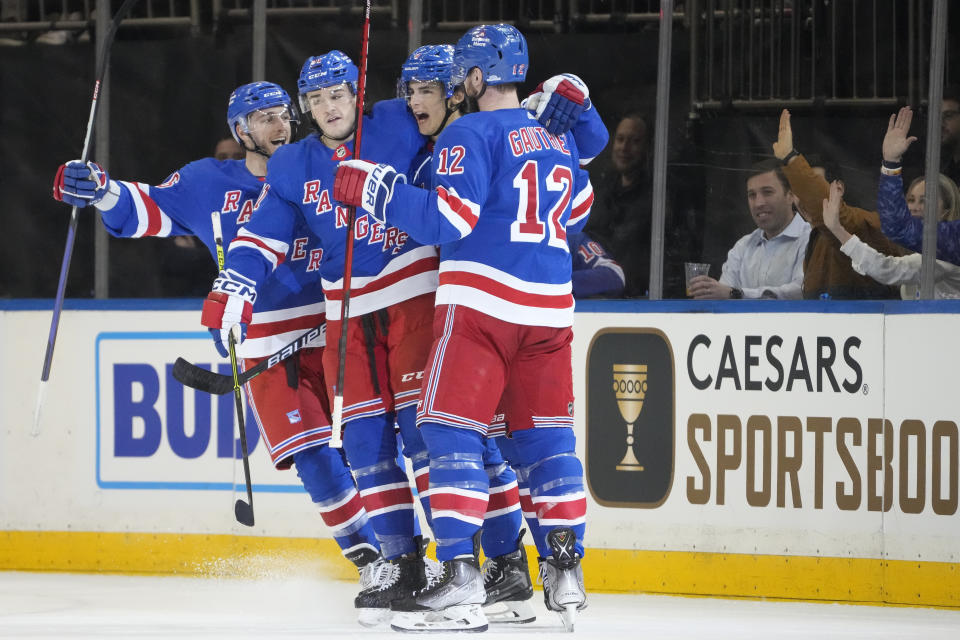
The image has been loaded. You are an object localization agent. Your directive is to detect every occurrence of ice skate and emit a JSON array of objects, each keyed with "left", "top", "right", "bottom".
[
  {"left": 390, "top": 556, "right": 488, "bottom": 632},
  {"left": 481, "top": 530, "right": 535, "bottom": 624},
  {"left": 354, "top": 548, "right": 426, "bottom": 628},
  {"left": 539, "top": 527, "right": 587, "bottom": 632},
  {"left": 348, "top": 546, "right": 383, "bottom": 592}
]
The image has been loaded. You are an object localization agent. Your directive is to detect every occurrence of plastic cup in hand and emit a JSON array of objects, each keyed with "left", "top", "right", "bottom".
[{"left": 684, "top": 262, "right": 710, "bottom": 296}]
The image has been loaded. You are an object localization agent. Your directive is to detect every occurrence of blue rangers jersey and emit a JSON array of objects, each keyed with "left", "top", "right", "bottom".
[
  {"left": 386, "top": 108, "right": 595, "bottom": 328},
  {"left": 568, "top": 231, "right": 625, "bottom": 297},
  {"left": 98, "top": 158, "right": 326, "bottom": 358},
  {"left": 408, "top": 103, "right": 609, "bottom": 186},
  {"left": 227, "top": 99, "right": 436, "bottom": 320}
]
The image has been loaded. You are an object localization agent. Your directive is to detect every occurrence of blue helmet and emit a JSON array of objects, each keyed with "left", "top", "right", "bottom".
[
  {"left": 452, "top": 24, "right": 528, "bottom": 86},
  {"left": 297, "top": 50, "right": 359, "bottom": 112},
  {"left": 399, "top": 44, "right": 457, "bottom": 99},
  {"left": 226, "top": 81, "right": 297, "bottom": 145}
]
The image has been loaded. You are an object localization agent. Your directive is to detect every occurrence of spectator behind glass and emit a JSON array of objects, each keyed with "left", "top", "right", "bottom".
[
  {"left": 568, "top": 231, "right": 625, "bottom": 298},
  {"left": 774, "top": 109, "right": 908, "bottom": 298},
  {"left": 823, "top": 179, "right": 960, "bottom": 298},
  {"left": 877, "top": 106, "right": 960, "bottom": 265},
  {"left": 688, "top": 161, "right": 810, "bottom": 300},
  {"left": 213, "top": 137, "right": 245, "bottom": 161},
  {"left": 584, "top": 112, "right": 689, "bottom": 298},
  {"left": 941, "top": 86, "right": 960, "bottom": 186},
  {"left": 904, "top": 174, "right": 960, "bottom": 221},
  {"left": 584, "top": 112, "right": 651, "bottom": 297}
]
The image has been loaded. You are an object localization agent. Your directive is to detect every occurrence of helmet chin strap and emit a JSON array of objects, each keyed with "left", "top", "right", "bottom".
[
  {"left": 240, "top": 138, "right": 272, "bottom": 160},
  {"left": 426, "top": 99, "right": 462, "bottom": 138},
  {"left": 238, "top": 127, "right": 276, "bottom": 160}
]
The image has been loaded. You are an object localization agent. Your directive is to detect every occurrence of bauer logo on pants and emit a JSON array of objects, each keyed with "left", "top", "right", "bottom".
[{"left": 585, "top": 328, "right": 675, "bottom": 508}]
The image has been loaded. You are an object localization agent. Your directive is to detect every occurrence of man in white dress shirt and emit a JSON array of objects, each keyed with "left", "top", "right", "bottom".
[{"left": 690, "top": 162, "right": 811, "bottom": 300}]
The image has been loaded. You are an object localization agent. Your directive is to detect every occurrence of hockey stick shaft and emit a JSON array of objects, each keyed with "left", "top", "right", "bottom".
[
  {"left": 34, "top": 0, "right": 142, "bottom": 435},
  {"left": 172, "top": 323, "right": 323, "bottom": 395},
  {"left": 330, "top": 0, "right": 372, "bottom": 448},
  {"left": 212, "top": 212, "right": 254, "bottom": 527}
]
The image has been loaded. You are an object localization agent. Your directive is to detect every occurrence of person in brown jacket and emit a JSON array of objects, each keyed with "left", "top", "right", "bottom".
[{"left": 772, "top": 109, "right": 908, "bottom": 299}]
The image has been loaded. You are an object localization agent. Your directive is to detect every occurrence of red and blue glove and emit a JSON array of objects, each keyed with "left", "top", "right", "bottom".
[
  {"left": 52, "top": 159, "right": 119, "bottom": 210},
  {"left": 523, "top": 73, "right": 591, "bottom": 136},
  {"left": 200, "top": 269, "right": 257, "bottom": 358},
  {"left": 333, "top": 159, "right": 405, "bottom": 225}
]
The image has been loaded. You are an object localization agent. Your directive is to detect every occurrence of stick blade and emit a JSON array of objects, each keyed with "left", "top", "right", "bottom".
[
  {"left": 234, "top": 499, "right": 255, "bottom": 527},
  {"left": 172, "top": 357, "right": 234, "bottom": 395}
]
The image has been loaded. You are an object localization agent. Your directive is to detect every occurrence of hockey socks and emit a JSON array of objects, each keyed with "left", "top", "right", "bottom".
[
  {"left": 292, "top": 446, "right": 379, "bottom": 561},
  {"left": 420, "top": 423, "right": 489, "bottom": 561},
  {"left": 395, "top": 406, "right": 434, "bottom": 532},
  {"left": 342, "top": 416, "right": 418, "bottom": 559},
  {"left": 481, "top": 437, "right": 523, "bottom": 559},
  {"left": 499, "top": 427, "right": 587, "bottom": 558}
]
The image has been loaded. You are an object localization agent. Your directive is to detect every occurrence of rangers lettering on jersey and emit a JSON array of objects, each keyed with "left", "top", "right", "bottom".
[
  {"left": 221, "top": 98, "right": 436, "bottom": 320},
  {"left": 291, "top": 237, "right": 309, "bottom": 260},
  {"left": 93, "top": 156, "right": 326, "bottom": 358}
]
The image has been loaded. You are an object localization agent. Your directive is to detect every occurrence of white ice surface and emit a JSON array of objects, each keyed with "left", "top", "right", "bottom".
[{"left": 0, "top": 572, "right": 958, "bottom": 639}]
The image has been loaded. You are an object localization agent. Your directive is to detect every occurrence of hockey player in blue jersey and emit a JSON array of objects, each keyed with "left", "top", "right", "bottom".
[
  {"left": 336, "top": 24, "right": 597, "bottom": 632},
  {"left": 400, "top": 43, "right": 535, "bottom": 626},
  {"left": 51, "top": 82, "right": 387, "bottom": 612},
  {"left": 400, "top": 44, "right": 614, "bottom": 628},
  {"left": 568, "top": 231, "right": 625, "bottom": 297},
  {"left": 199, "top": 53, "right": 441, "bottom": 627}
]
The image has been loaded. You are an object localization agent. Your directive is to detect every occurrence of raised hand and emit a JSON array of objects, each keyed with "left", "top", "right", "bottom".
[
  {"left": 52, "top": 160, "right": 116, "bottom": 209},
  {"left": 524, "top": 73, "right": 590, "bottom": 136},
  {"left": 882, "top": 106, "right": 918, "bottom": 163},
  {"left": 822, "top": 180, "right": 851, "bottom": 243},
  {"left": 772, "top": 109, "right": 794, "bottom": 161}
]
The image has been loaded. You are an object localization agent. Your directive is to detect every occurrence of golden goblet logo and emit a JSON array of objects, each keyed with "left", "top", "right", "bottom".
[{"left": 613, "top": 364, "right": 647, "bottom": 471}]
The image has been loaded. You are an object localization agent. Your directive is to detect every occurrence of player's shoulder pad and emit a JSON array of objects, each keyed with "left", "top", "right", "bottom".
[
  {"left": 157, "top": 157, "right": 218, "bottom": 188},
  {"left": 369, "top": 98, "right": 424, "bottom": 146},
  {"left": 437, "top": 111, "right": 487, "bottom": 141},
  {"left": 265, "top": 137, "right": 310, "bottom": 174},
  {"left": 370, "top": 98, "right": 410, "bottom": 120}
]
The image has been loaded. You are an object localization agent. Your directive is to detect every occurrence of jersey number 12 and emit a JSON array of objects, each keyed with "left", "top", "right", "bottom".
[{"left": 511, "top": 160, "right": 572, "bottom": 250}]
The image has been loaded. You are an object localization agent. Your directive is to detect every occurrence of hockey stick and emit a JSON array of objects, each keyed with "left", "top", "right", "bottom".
[
  {"left": 212, "top": 212, "right": 255, "bottom": 527},
  {"left": 330, "top": 0, "right": 372, "bottom": 448},
  {"left": 34, "top": 0, "right": 142, "bottom": 435},
  {"left": 172, "top": 323, "right": 323, "bottom": 395}
]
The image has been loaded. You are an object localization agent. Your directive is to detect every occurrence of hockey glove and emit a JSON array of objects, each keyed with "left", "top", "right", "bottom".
[
  {"left": 200, "top": 269, "right": 257, "bottom": 358},
  {"left": 52, "top": 160, "right": 120, "bottom": 210},
  {"left": 523, "top": 73, "right": 591, "bottom": 136},
  {"left": 334, "top": 159, "right": 406, "bottom": 225}
]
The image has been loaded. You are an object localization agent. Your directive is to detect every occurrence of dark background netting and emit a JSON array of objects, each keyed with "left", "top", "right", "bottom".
[{"left": 1, "top": 12, "right": 954, "bottom": 298}]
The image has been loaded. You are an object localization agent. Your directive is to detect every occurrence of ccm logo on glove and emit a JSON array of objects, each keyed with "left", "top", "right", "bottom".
[{"left": 212, "top": 276, "right": 258, "bottom": 300}]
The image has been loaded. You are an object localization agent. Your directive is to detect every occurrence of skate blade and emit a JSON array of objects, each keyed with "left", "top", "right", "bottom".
[
  {"left": 560, "top": 603, "right": 577, "bottom": 632},
  {"left": 391, "top": 605, "right": 488, "bottom": 633},
  {"left": 357, "top": 607, "right": 391, "bottom": 628},
  {"left": 483, "top": 599, "right": 536, "bottom": 624}
]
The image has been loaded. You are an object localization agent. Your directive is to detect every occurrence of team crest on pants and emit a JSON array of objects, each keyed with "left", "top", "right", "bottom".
[
  {"left": 286, "top": 409, "right": 302, "bottom": 424},
  {"left": 567, "top": 401, "right": 574, "bottom": 417}
]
